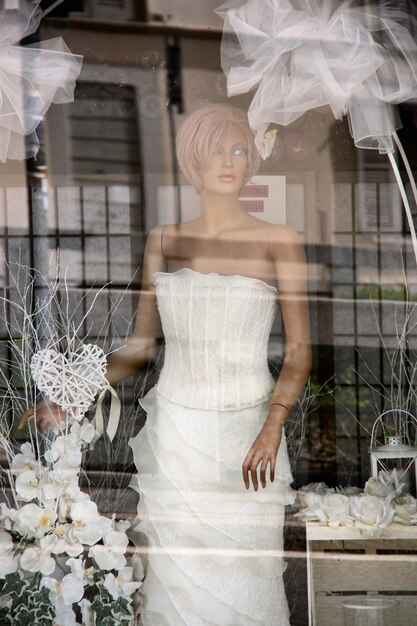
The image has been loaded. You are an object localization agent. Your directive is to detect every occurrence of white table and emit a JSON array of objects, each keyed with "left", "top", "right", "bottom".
[{"left": 306, "top": 522, "right": 417, "bottom": 626}]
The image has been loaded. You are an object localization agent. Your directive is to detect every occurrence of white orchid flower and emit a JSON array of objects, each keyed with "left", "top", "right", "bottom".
[
  {"left": 20, "top": 542, "right": 55, "bottom": 576},
  {"left": 0, "top": 506, "right": 15, "bottom": 532},
  {"left": 45, "top": 435, "right": 82, "bottom": 468},
  {"left": 103, "top": 567, "right": 142, "bottom": 599},
  {"left": 115, "top": 518, "right": 131, "bottom": 533},
  {"left": 70, "top": 420, "right": 96, "bottom": 445},
  {"left": 80, "top": 598, "right": 94, "bottom": 626},
  {"left": 58, "top": 490, "right": 89, "bottom": 523},
  {"left": 65, "top": 557, "right": 88, "bottom": 583},
  {"left": 15, "top": 469, "right": 43, "bottom": 501},
  {"left": 42, "top": 573, "right": 84, "bottom": 606},
  {"left": 11, "top": 442, "right": 39, "bottom": 474},
  {"left": 41, "top": 527, "right": 84, "bottom": 558},
  {"left": 14, "top": 503, "right": 57, "bottom": 539},
  {"left": 89, "top": 530, "right": 128, "bottom": 570},
  {"left": 0, "top": 530, "right": 18, "bottom": 579},
  {"left": 130, "top": 553, "right": 144, "bottom": 583},
  {"left": 70, "top": 500, "right": 111, "bottom": 546},
  {"left": 51, "top": 602, "right": 78, "bottom": 626},
  {"left": 0, "top": 550, "right": 18, "bottom": 579}
]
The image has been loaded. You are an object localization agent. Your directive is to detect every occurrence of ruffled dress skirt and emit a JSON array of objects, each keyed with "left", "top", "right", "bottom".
[{"left": 129, "top": 386, "right": 295, "bottom": 626}]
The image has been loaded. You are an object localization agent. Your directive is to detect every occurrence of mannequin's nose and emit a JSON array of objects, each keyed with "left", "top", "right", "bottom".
[{"left": 221, "top": 150, "right": 232, "bottom": 167}]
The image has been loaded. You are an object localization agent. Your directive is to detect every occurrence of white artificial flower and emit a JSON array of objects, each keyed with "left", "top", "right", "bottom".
[
  {"left": 0, "top": 504, "right": 17, "bottom": 528},
  {"left": 0, "top": 529, "right": 13, "bottom": 552},
  {"left": 42, "top": 528, "right": 84, "bottom": 558},
  {"left": 70, "top": 420, "right": 96, "bottom": 445},
  {"left": 42, "top": 573, "right": 84, "bottom": 606},
  {"left": 255, "top": 125, "right": 278, "bottom": 159},
  {"left": 14, "top": 503, "right": 57, "bottom": 539},
  {"left": 59, "top": 490, "right": 89, "bottom": 523},
  {"left": 89, "top": 530, "right": 128, "bottom": 570},
  {"left": 104, "top": 567, "right": 142, "bottom": 600},
  {"left": 70, "top": 500, "right": 112, "bottom": 546},
  {"left": 315, "top": 493, "right": 353, "bottom": 528},
  {"left": 15, "top": 469, "right": 43, "bottom": 501},
  {"left": 65, "top": 556, "right": 95, "bottom": 585},
  {"left": 130, "top": 553, "right": 144, "bottom": 583},
  {"left": 52, "top": 603, "right": 78, "bottom": 626},
  {"left": 11, "top": 442, "right": 39, "bottom": 474},
  {"left": 115, "top": 518, "right": 131, "bottom": 534},
  {"left": 297, "top": 482, "right": 334, "bottom": 508},
  {"left": 364, "top": 470, "right": 403, "bottom": 499},
  {"left": 0, "top": 550, "right": 18, "bottom": 579},
  {"left": 49, "top": 464, "right": 79, "bottom": 484},
  {"left": 0, "top": 530, "right": 18, "bottom": 579},
  {"left": 45, "top": 436, "right": 82, "bottom": 468},
  {"left": 80, "top": 598, "right": 94, "bottom": 626},
  {"left": 335, "top": 485, "right": 362, "bottom": 496},
  {"left": 350, "top": 494, "right": 395, "bottom": 535},
  {"left": 39, "top": 479, "right": 63, "bottom": 506},
  {"left": 393, "top": 493, "right": 417, "bottom": 525},
  {"left": 20, "top": 544, "right": 55, "bottom": 576}
]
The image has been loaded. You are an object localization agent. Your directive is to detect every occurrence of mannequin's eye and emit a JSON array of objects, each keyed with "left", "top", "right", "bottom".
[{"left": 233, "top": 146, "right": 248, "bottom": 156}]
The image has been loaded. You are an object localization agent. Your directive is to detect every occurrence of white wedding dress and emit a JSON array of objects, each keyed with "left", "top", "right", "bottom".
[{"left": 129, "top": 268, "right": 295, "bottom": 626}]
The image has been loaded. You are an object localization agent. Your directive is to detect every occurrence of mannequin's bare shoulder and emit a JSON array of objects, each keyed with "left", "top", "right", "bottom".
[
  {"left": 268, "top": 224, "right": 303, "bottom": 244},
  {"left": 141, "top": 225, "right": 165, "bottom": 287},
  {"left": 145, "top": 224, "right": 164, "bottom": 251},
  {"left": 267, "top": 224, "right": 305, "bottom": 259}
]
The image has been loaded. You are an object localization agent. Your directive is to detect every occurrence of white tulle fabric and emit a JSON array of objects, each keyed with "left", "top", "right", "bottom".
[
  {"left": 217, "top": 0, "right": 417, "bottom": 158},
  {"left": 129, "top": 269, "right": 294, "bottom": 626},
  {"left": 0, "top": 1, "right": 83, "bottom": 162}
]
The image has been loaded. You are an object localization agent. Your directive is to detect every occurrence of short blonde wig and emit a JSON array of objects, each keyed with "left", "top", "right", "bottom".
[{"left": 176, "top": 104, "right": 261, "bottom": 191}]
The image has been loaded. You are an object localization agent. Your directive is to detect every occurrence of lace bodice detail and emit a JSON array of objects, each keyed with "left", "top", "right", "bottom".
[{"left": 154, "top": 268, "right": 278, "bottom": 410}]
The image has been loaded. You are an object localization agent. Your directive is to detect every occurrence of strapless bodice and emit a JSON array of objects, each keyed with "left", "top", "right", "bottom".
[{"left": 154, "top": 268, "right": 278, "bottom": 410}]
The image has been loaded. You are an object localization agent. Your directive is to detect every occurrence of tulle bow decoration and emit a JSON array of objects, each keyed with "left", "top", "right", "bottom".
[
  {"left": 0, "top": 0, "right": 83, "bottom": 162},
  {"left": 217, "top": 0, "right": 417, "bottom": 158},
  {"left": 217, "top": 0, "right": 417, "bottom": 263}
]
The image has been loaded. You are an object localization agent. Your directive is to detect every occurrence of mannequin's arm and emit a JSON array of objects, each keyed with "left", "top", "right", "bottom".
[
  {"left": 243, "top": 226, "right": 311, "bottom": 490},
  {"left": 32, "top": 225, "right": 165, "bottom": 432},
  {"left": 105, "top": 225, "right": 165, "bottom": 385}
]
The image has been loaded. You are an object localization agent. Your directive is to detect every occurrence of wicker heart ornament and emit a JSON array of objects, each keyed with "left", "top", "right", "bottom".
[{"left": 31, "top": 344, "right": 107, "bottom": 420}]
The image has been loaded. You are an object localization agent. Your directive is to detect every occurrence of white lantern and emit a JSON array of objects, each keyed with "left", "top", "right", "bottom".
[{"left": 370, "top": 409, "right": 417, "bottom": 493}]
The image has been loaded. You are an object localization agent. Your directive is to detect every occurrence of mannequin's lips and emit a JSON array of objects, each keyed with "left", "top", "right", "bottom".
[{"left": 218, "top": 174, "right": 236, "bottom": 182}]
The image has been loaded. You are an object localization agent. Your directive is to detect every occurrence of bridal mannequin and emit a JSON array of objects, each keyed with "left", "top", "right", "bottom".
[
  {"left": 34, "top": 103, "right": 311, "bottom": 626},
  {"left": 35, "top": 103, "right": 311, "bottom": 491}
]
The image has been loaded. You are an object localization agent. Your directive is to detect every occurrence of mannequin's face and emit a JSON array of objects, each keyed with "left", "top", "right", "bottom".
[{"left": 199, "top": 127, "right": 248, "bottom": 195}]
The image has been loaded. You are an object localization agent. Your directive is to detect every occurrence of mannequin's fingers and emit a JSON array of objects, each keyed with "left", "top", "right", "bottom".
[
  {"left": 250, "top": 456, "right": 262, "bottom": 491},
  {"left": 270, "top": 457, "right": 276, "bottom": 483},
  {"left": 260, "top": 458, "right": 269, "bottom": 488},
  {"left": 242, "top": 449, "right": 255, "bottom": 488}
]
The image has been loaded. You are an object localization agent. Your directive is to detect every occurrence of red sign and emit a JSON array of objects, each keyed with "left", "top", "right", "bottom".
[
  {"left": 240, "top": 184, "right": 269, "bottom": 197},
  {"left": 241, "top": 200, "right": 264, "bottom": 212}
]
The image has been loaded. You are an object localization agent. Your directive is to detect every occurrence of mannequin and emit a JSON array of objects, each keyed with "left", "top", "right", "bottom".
[{"left": 36, "top": 104, "right": 311, "bottom": 626}]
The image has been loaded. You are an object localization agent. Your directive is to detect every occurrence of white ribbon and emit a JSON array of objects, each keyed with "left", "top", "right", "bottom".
[{"left": 92, "top": 385, "right": 121, "bottom": 443}]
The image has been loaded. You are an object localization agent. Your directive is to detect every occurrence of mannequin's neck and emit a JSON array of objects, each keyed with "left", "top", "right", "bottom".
[{"left": 199, "top": 190, "right": 246, "bottom": 235}]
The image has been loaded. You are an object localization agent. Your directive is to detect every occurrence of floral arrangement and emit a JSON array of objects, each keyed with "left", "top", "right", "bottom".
[
  {"left": 296, "top": 471, "right": 417, "bottom": 536},
  {"left": 0, "top": 265, "right": 143, "bottom": 625}
]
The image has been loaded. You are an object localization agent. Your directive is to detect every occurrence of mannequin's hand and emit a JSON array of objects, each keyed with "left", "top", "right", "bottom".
[
  {"left": 18, "top": 398, "right": 67, "bottom": 434},
  {"left": 242, "top": 421, "right": 283, "bottom": 491}
]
